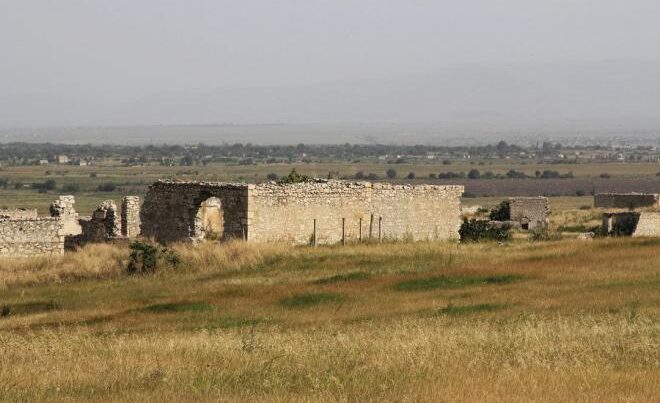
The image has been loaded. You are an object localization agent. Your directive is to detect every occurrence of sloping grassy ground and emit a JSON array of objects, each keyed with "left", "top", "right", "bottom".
[{"left": 0, "top": 239, "right": 659, "bottom": 401}]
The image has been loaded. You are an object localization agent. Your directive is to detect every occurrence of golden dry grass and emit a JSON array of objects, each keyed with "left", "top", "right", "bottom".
[{"left": 0, "top": 238, "right": 659, "bottom": 401}]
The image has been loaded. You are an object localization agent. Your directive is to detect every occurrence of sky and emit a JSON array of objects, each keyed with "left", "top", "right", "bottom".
[{"left": 1, "top": 0, "right": 660, "bottom": 133}]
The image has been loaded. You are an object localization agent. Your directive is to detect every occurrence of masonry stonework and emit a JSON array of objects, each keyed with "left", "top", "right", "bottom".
[
  {"left": 508, "top": 197, "right": 549, "bottom": 230},
  {"left": 594, "top": 193, "right": 660, "bottom": 209},
  {"left": 0, "top": 209, "right": 38, "bottom": 220},
  {"left": 140, "top": 180, "right": 464, "bottom": 245},
  {"left": 0, "top": 218, "right": 64, "bottom": 257},
  {"left": 121, "top": 196, "right": 141, "bottom": 238},
  {"left": 631, "top": 212, "right": 660, "bottom": 237}
]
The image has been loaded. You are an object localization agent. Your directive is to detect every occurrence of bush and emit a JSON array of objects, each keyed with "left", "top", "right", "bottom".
[
  {"left": 489, "top": 201, "right": 510, "bottom": 221},
  {"left": 266, "top": 173, "right": 279, "bottom": 181},
  {"left": 386, "top": 169, "right": 397, "bottom": 179},
  {"left": 97, "top": 182, "right": 117, "bottom": 192},
  {"left": 126, "top": 241, "right": 180, "bottom": 275},
  {"left": 467, "top": 169, "right": 480, "bottom": 179},
  {"left": 354, "top": 171, "right": 365, "bottom": 180},
  {"left": 459, "top": 219, "right": 511, "bottom": 242},
  {"left": 278, "top": 168, "right": 309, "bottom": 184},
  {"left": 407, "top": 172, "right": 416, "bottom": 179}
]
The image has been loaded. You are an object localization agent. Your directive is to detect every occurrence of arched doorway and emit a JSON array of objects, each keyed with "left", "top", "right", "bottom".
[{"left": 194, "top": 197, "right": 224, "bottom": 240}]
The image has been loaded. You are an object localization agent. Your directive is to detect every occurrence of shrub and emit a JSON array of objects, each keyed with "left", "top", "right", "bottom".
[
  {"left": 600, "top": 173, "right": 611, "bottom": 179},
  {"left": 386, "top": 168, "right": 397, "bottom": 179},
  {"left": 407, "top": 172, "right": 416, "bottom": 179},
  {"left": 459, "top": 219, "right": 511, "bottom": 242},
  {"left": 126, "top": 241, "right": 180, "bottom": 274},
  {"left": 278, "top": 168, "right": 309, "bottom": 184},
  {"left": 97, "top": 182, "right": 117, "bottom": 192},
  {"left": 489, "top": 201, "right": 510, "bottom": 221},
  {"left": 266, "top": 172, "right": 279, "bottom": 181},
  {"left": 467, "top": 169, "right": 480, "bottom": 179}
]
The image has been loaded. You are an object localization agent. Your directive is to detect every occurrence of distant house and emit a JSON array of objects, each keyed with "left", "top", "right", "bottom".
[
  {"left": 76, "top": 160, "right": 88, "bottom": 166},
  {"left": 39, "top": 159, "right": 49, "bottom": 165},
  {"left": 57, "top": 155, "right": 69, "bottom": 164}
]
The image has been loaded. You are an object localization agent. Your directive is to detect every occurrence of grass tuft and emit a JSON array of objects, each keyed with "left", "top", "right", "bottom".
[
  {"left": 142, "top": 301, "right": 214, "bottom": 313},
  {"left": 436, "top": 303, "right": 508, "bottom": 316},
  {"left": 394, "top": 274, "right": 522, "bottom": 291},
  {"left": 313, "top": 271, "right": 371, "bottom": 284},
  {"left": 0, "top": 300, "right": 60, "bottom": 317},
  {"left": 279, "top": 292, "right": 343, "bottom": 308}
]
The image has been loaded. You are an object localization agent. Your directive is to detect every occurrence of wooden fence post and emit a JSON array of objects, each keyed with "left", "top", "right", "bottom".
[
  {"left": 369, "top": 214, "right": 374, "bottom": 239},
  {"left": 342, "top": 218, "right": 346, "bottom": 246},
  {"left": 313, "top": 219, "right": 317, "bottom": 247},
  {"left": 359, "top": 218, "right": 363, "bottom": 242},
  {"left": 378, "top": 216, "right": 383, "bottom": 242}
]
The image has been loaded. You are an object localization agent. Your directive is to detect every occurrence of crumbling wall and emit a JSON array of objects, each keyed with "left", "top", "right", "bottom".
[
  {"left": 0, "top": 209, "right": 38, "bottom": 220},
  {"left": 67, "top": 200, "right": 120, "bottom": 247},
  {"left": 50, "top": 195, "right": 81, "bottom": 236},
  {"left": 508, "top": 197, "right": 549, "bottom": 230},
  {"left": 0, "top": 218, "right": 64, "bottom": 257},
  {"left": 140, "top": 180, "right": 463, "bottom": 245},
  {"left": 140, "top": 181, "right": 248, "bottom": 243},
  {"left": 121, "top": 196, "right": 141, "bottom": 238},
  {"left": 594, "top": 193, "right": 660, "bottom": 209},
  {"left": 247, "top": 181, "right": 464, "bottom": 244}
]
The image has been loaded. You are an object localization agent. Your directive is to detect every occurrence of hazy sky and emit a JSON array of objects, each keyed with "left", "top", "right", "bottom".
[{"left": 1, "top": 0, "right": 660, "bottom": 129}]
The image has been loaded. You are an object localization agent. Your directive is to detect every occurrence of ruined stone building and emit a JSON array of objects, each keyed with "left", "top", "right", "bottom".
[
  {"left": 597, "top": 193, "right": 660, "bottom": 237},
  {"left": 594, "top": 193, "right": 660, "bottom": 209},
  {"left": 0, "top": 195, "right": 140, "bottom": 257},
  {"left": 140, "top": 180, "right": 464, "bottom": 245},
  {"left": 499, "top": 197, "right": 550, "bottom": 230}
]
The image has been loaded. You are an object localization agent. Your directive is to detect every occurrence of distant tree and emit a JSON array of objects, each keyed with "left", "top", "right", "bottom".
[
  {"left": 407, "top": 172, "right": 416, "bottom": 179},
  {"left": 367, "top": 173, "right": 379, "bottom": 180},
  {"left": 278, "top": 168, "right": 309, "bottom": 184},
  {"left": 599, "top": 173, "right": 611, "bottom": 179},
  {"left": 97, "top": 182, "right": 117, "bottom": 192},
  {"left": 266, "top": 173, "right": 279, "bottom": 181},
  {"left": 354, "top": 171, "right": 366, "bottom": 180},
  {"left": 428, "top": 173, "right": 437, "bottom": 179},
  {"left": 442, "top": 160, "right": 451, "bottom": 165},
  {"left": 467, "top": 169, "right": 481, "bottom": 179},
  {"left": 386, "top": 168, "right": 397, "bottom": 179}
]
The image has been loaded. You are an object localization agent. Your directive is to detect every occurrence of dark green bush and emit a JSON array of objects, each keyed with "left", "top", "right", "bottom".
[
  {"left": 489, "top": 201, "right": 510, "bottom": 221},
  {"left": 459, "top": 219, "right": 511, "bottom": 242},
  {"left": 278, "top": 168, "right": 309, "bottom": 184},
  {"left": 126, "top": 241, "right": 180, "bottom": 274}
]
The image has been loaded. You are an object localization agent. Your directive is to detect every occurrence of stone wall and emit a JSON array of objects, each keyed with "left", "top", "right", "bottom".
[
  {"left": 0, "top": 209, "right": 38, "bottom": 220},
  {"left": 50, "top": 195, "right": 82, "bottom": 236},
  {"left": 632, "top": 212, "right": 660, "bottom": 237},
  {"left": 0, "top": 218, "right": 64, "bottom": 257},
  {"left": 140, "top": 181, "right": 248, "bottom": 243},
  {"left": 594, "top": 193, "right": 660, "bottom": 209},
  {"left": 121, "top": 196, "right": 141, "bottom": 238},
  {"left": 248, "top": 181, "right": 464, "bottom": 244},
  {"left": 140, "top": 180, "right": 463, "bottom": 245},
  {"left": 508, "top": 197, "right": 549, "bottom": 230}
]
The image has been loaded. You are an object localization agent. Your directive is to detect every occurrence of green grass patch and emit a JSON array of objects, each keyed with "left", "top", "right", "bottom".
[
  {"left": 279, "top": 293, "right": 343, "bottom": 308},
  {"left": 393, "top": 274, "right": 522, "bottom": 291},
  {"left": 142, "top": 301, "right": 215, "bottom": 313},
  {"left": 0, "top": 300, "right": 60, "bottom": 317},
  {"left": 313, "top": 271, "right": 371, "bottom": 284},
  {"left": 436, "top": 303, "right": 508, "bottom": 316}
]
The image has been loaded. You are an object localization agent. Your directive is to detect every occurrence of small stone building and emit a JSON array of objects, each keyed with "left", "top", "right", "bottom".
[
  {"left": 508, "top": 197, "right": 549, "bottom": 230},
  {"left": 602, "top": 212, "right": 660, "bottom": 237},
  {"left": 140, "top": 180, "right": 464, "bottom": 245}
]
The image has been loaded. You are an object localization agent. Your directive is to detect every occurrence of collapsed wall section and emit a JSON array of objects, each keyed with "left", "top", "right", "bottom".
[
  {"left": 0, "top": 209, "right": 38, "bottom": 220},
  {"left": 247, "top": 181, "right": 464, "bottom": 244}
]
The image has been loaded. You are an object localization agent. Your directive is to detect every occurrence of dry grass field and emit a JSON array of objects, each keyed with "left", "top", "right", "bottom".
[{"left": 0, "top": 238, "right": 658, "bottom": 402}]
